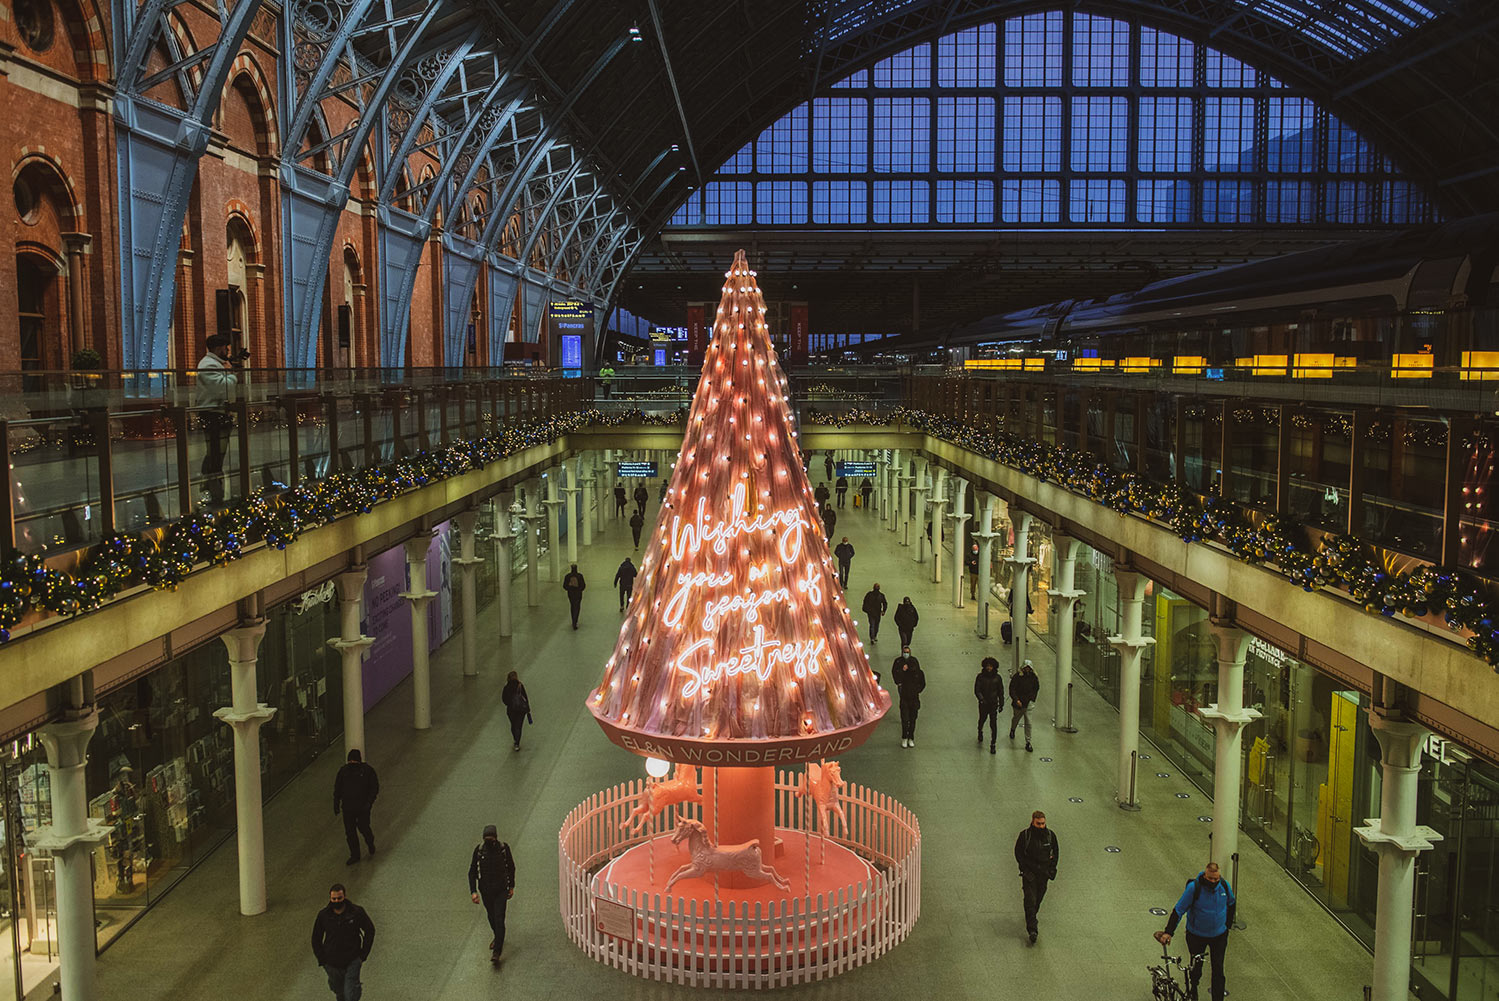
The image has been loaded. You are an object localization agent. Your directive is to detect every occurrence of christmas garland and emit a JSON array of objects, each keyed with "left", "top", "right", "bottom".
[
  {"left": 804, "top": 406, "right": 1499, "bottom": 668},
  {"left": 0, "top": 407, "right": 681, "bottom": 642}
]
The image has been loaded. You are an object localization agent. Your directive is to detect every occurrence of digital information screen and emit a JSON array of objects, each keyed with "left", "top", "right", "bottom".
[
  {"left": 617, "top": 461, "right": 659, "bottom": 478},
  {"left": 836, "top": 461, "right": 877, "bottom": 477}
]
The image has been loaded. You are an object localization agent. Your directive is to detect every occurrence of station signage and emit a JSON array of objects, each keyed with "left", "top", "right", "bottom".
[
  {"left": 617, "top": 461, "right": 658, "bottom": 478},
  {"left": 836, "top": 461, "right": 877, "bottom": 477}
]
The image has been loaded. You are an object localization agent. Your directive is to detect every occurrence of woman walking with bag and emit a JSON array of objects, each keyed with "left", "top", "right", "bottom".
[{"left": 502, "top": 671, "right": 533, "bottom": 751}]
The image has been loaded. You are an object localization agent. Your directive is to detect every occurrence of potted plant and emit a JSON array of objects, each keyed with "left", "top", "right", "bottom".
[{"left": 71, "top": 348, "right": 103, "bottom": 387}]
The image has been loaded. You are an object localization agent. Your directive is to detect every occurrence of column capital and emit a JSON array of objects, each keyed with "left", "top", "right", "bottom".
[
  {"left": 31, "top": 820, "right": 112, "bottom": 854},
  {"left": 61, "top": 231, "right": 93, "bottom": 255},
  {"left": 220, "top": 619, "right": 268, "bottom": 664},
  {"left": 214, "top": 704, "right": 277, "bottom": 728},
  {"left": 1366, "top": 710, "right": 1429, "bottom": 770},
  {"left": 1355, "top": 821, "right": 1442, "bottom": 856},
  {"left": 1108, "top": 635, "right": 1156, "bottom": 653},
  {"left": 328, "top": 635, "right": 374, "bottom": 653},
  {"left": 403, "top": 535, "right": 433, "bottom": 563},
  {"left": 455, "top": 509, "right": 479, "bottom": 533},
  {"left": 401, "top": 590, "right": 437, "bottom": 606},
  {"left": 453, "top": 556, "right": 483, "bottom": 568},
  {"left": 1199, "top": 704, "right": 1262, "bottom": 729},
  {"left": 1052, "top": 534, "right": 1084, "bottom": 560},
  {"left": 38, "top": 711, "right": 99, "bottom": 770},
  {"left": 1208, "top": 619, "right": 1251, "bottom": 666},
  {"left": 1113, "top": 567, "right": 1149, "bottom": 600},
  {"left": 1047, "top": 588, "right": 1086, "bottom": 602},
  {"left": 335, "top": 566, "right": 369, "bottom": 602}
]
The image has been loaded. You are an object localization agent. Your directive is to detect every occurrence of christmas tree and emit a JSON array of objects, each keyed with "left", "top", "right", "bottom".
[{"left": 590, "top": 251, "right": 888, "bottom": 762}]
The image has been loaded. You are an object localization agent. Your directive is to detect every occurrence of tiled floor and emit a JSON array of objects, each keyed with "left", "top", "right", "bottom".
[{"left": 94, "top": 476, "right": 1374, "bottom": 999}]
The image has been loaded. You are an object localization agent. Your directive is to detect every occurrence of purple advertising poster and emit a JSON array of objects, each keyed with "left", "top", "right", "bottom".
[{"left": 359, "top": 523, "right": 454, "bottom": 711}]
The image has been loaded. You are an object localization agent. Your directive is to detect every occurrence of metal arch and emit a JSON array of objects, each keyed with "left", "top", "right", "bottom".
[
  {"left": 113, "top": 0, "right": 266, "bottom": 370},
  {"left": 375, "top": 30, "right": 484, "bottom": 206},
  {"left": 546, "top": 175, "right": 615, "bottom": 279},
  {"left": 588, "top": 170, "right": 678, "bottom": 290},
  {"left": 280, "top": 0, "right": 379, "bottom": 160},
  {"left": 476, "top": 36, "right": 630, "bottom": 258},
  {"left": 517, "top": 159, "right": 589, "bottom": 267},
  {"left": 567, "top": 149, "right": 675, "bottom": 286}
]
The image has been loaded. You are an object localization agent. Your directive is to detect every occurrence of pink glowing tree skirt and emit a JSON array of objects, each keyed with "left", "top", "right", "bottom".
[{"left": 596, "top": 828, "right": 873, "bottom": 905}]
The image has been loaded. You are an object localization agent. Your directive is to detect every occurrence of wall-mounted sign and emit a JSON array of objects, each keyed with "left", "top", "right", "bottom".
[
  {"left": 836, "top": 461, "right": 876, "bottom": 477},
  {"left": 617, "top": 461, "right": 658, "bottom": 478}
]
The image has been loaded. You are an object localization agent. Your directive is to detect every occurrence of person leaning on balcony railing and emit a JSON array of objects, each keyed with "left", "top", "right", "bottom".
[{"left": 195, "top": 334, "right": 238, "bottom": 505}]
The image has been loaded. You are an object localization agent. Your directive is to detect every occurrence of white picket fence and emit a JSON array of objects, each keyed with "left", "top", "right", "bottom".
[{"left": 558, "top": 770, "right": 922, "bottom": 987}]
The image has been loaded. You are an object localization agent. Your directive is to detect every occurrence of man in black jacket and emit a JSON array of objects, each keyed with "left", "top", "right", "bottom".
[
  {"left": 894, "top": 597, "right": 919, "bottom": 648},
  {"left": 468, "top": 824, "right": 517, "bottom": 964},
  {"left": 613, "top": 483, "right": 627, "bottom": 518},
  {"left": 861, "top": 583, "right": 888, "bottom": 642},
  {"left": 630, "top": 509, "right": 646, "bottom": 550},
  {"left": 833, "top": 537, "right": 855, "bottom": 587},
  {"left": 563, "top": 563, "right": 586, "bottom": 629},
  {"left": 632, "top": 483, "right": 649, "bottom": 517},
  {"left": 1009, "top": 659, "right": 1041, "bottom": 752},
  {"left": 975, "top": 657, "right": 1004, "bottom": 753},
  {"left": 835, "top": 475, "right": 848, "bottom": 508},
  {"left": 333, "top": 749, "right": 379, "bottom": 865},
  {"left": 892, "top": 647, "right": 925, "bottom": 748},
  {"left": 613, "top": 557, "right": 638, "bottom": 612},
  {"left": 311, "top": 883, "right": 375, "bottom": 999},
  {"left": 1014, "top": 811, "right": 1059, "bottom": 944}
]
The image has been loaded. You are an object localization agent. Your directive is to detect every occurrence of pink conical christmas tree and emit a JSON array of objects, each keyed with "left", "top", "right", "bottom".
[{"left": 590, "top": 251, "right": 888, "bottom": 763}]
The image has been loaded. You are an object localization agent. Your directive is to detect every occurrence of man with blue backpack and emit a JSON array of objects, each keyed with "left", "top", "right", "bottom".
[{"left": 1154, "top": 861, "right": 1235, "bottom": 1001}]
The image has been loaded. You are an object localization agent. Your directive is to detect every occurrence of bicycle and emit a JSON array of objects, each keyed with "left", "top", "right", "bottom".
[{"left": 1147, "top": 933, "right": 1205, "bottom": 1000}]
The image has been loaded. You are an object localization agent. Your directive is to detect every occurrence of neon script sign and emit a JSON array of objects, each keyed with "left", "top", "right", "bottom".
[{"left": 660, "top": 482, "right": 827, "bottom": 699}]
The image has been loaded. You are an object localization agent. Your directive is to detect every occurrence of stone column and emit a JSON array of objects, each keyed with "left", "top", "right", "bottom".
[
  {"left": 584, "top": 453, "right": 601, "bottom": 538},
  {"left": 895, "top": 451, "right": 911, "bottom": 541},
  {"left": 401, "top": 536, "right": 437, "bottom": 730},
  {"left": 1047, "top": 535, "right": 1086, "bottom": 733},
  {"left": 33, "top": 709, "right": 110, "bottom": 1001},
  {"left": 1005, "top": 513, "right": 1035, "bottom": 675},
  {"left": 1110, "top": 569, "right": 1155, "bottom": 810},
  {"left": 523, "top": 481, "right": 542, "bottom": 607},
  {"left": 564, "top": 459, "right": 581, "bottom": 563},
  {"left": 62, "top": 232, "right": 93, "bottom": 363},
  {"left": 329, "top": 568, "right": 374, "bottom": 756},
  {"left": 911, "top": 459, "right": 929, "bottom": 563},
  {"left": 454, "top": 510, "right": 482, "bottom": 678},
  {"left": 948, "top": 476, "right": 969, "bottom": 606},
  {"left": 545, "top": 465, "right": 564, "bottom": 582},
  {"left": 929, "top": 467, "right": 948, "bottom": 583},
  {"left": 493, "top": 493, "right": 515, "bottom": 637},
  {"left": 1358, "top": 710, "right": 1442, "bottom": 1001},
  {"left": 974, "top": 492, "right": 1000, "bottom": 638},
  {"left": 876, "top": 452, "right": 889, "bottom": 523},
  {"left": 213, "top": 621, "right": 276, "bottom": 915},
  {"left": 1200, "top": 623, "right": 1261, "bottom": 866}
]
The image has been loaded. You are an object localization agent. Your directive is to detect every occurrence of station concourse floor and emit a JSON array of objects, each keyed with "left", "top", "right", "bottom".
[{"left": 94, "top": 477, "right": 1372, "bottom": 1001}]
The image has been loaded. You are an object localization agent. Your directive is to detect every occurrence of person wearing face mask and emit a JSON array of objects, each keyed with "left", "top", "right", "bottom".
[
  {"left": 468, "top": 824, "right": 516, "bottom": 965},
  {"left": 311, "top": 883, "right": 375, "bottom": 1000},
  {"left": 891, "top": 646, "right": 925, "bottom": 748}
]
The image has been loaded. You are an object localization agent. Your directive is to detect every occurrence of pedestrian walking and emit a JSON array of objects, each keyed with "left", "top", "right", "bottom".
[
  {"left": 1000, "top": 618, "right": 1013, "bottom": 645},
  {"left": 814, "top": 482, "right": 831, "bottom": 508},
  {"left": 632, "top": 483, "right": 649, "bottom": 517},
  {"left": 1014, "top": 811, "right": 1059, "bottom": 944},
  {"left": 892, "top": 647, "right": 925, "bottom": 748},
  {"left": 630, "top": 510, "right": 646, "bottom": 549},
  {"left": 894, "top": 597, "right": 919, "bottom": 648},
  {"left": 859, "top": 477, "right": 874, "bottom": 511},
  {"left": 1010, "top": 587, "right": 1034, "bottom": 618},
  {"left": 833, "top": 537, "right": 855, "bottom": 587},
  {"left": 835, "top": 476, "right": 848, "bottom": 508},
  {"left": 194, "top": 333, "right": 238, "bottom": 503},
  {"left": 311, "top": 883, "right": 375, "bottom": 1000},
  {"left": 613, "top": 483, "right": 627, "bottom": 517},
  {"left": 975, "top": 657, "right": 1003, "bottom": 753},
  {"left": 824, "top": 453, "right": 834, "bottom": 481},
  {"left": 861, "top": 583, "right": 887, "bottom": 642},
  {"left": 614, "top": 557, "right": 638, "bottom": 611},
  {"left": 333, "top": 749, "right": 379, "bottom": 865},
  {"left": 658, "top": 478, "right": 668, "bottom": 502},
  {"left": 822, "top": 505, "right": 837, "bottom": 538},
  {"left": 1009, "top": 659, "right": 1040, "bottom": 752},
  {"left": 562, "top": 563, "right": 586, "bottom": 629},
  {"left": 502, "top": 671, "right": 532, "bottom": 751},
  {"left": 1155, "top": 862, "right": 1236, "bottom": 1001},
  {"left": 469, "top": 824, "right": 517, "bottom": 964},
  {"left": 966, "top": 543, "right": 981, "bottom": 599}
]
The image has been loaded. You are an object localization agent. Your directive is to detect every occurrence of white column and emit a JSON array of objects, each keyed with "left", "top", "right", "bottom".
[
  {"left": 1005, "top": 513, "right": 1035, "bottom": 675},
  {"left": 1200, "top": 623, "right": 1261, "bottom": 866},
  {"left": 1357, "top": 711, "right": 1442, "bottom": 1001},
  {"left": 1047, "top": 536, "right": 1085, "bottom": 733},
  {"left": 896, "top": 454, "right": 913, "bottom": 544},
  {"left": 948, "top": 476, "right": 969, "bottom": 606},
  {"left": 329, "top": 568, "right": 374, "bottom": 756},
  {"left": 886, "top": 449, "right": 901, "bottom": 531},
  {"left": 213, "top": 621, "right": 276, "bottom": 915},
  {"left": 911, "top": 459, "right": 929, "bottom": 563},
  {"left": 974, "top": 492, "right": 1000, "bottom": 638},
  {"left": 564, "top": 458, "right": 581, "bottom": 563},
  {"left": 493, "top": 493, "right": 515, "bottom": 637},
  {"left": 544, "top": 465, "right": 563, "bottom": 582},
  {"left": 584, "top": 453, "right": 601, "bottom": 539},
  {"left": 33, "top": 710, "right": 109, "bottom": 1001},
  {"left": 401, "top": 536, "right": 437, "bottom": 730},
  {"left": 1110, "top": 569, "right": 1155, "bottom": 811},
  {"left": 454, "top": 510, "right": 481, "bottom": 678},
  {"left": 875, "top": 454, "right": 889, "bottom": 523},
  {"left": 929, "top": 468, "right": 948, "bottom": 583},
  {"left": 523, "top": 481, "right": 542, "bottom": 607},
  {"left": 601, "top": 449, "right": 615, "bottom": 524}
]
